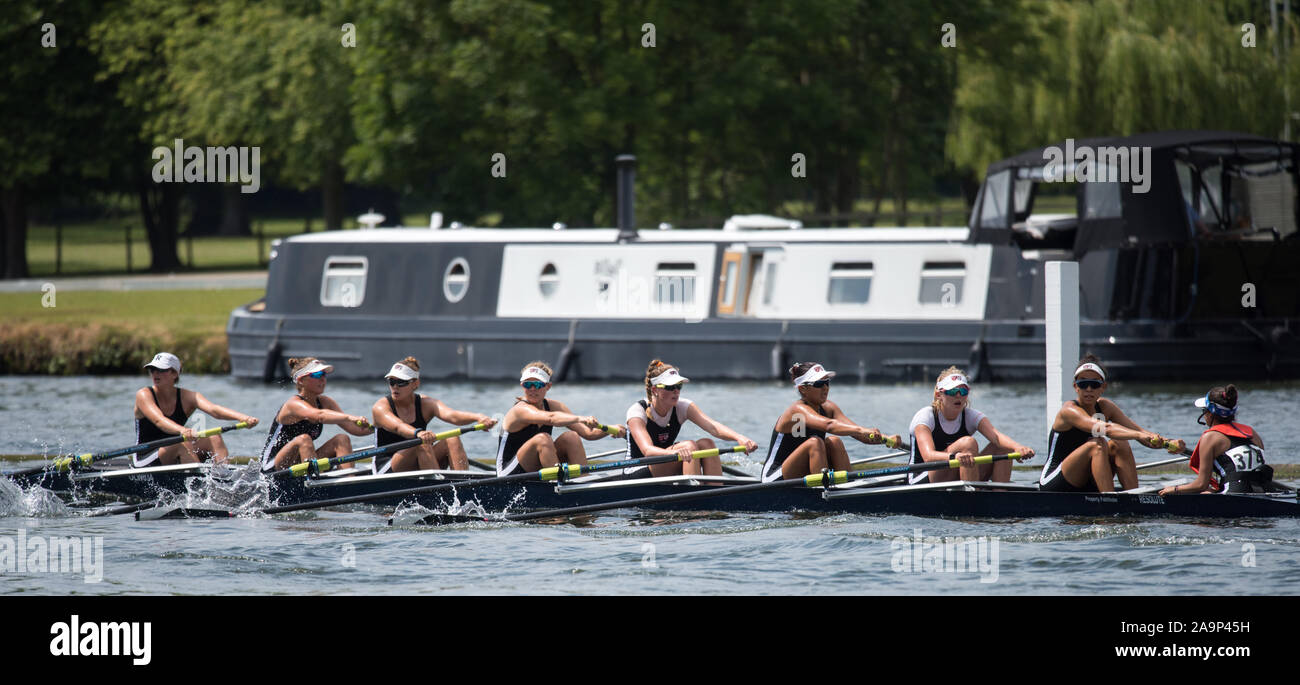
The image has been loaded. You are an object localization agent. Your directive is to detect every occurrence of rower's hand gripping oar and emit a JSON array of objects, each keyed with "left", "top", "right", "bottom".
[
  {"left": 431, "top": 453, "right": 1024, "bottom": 525},
  {"left": 263, "top": 445, "right": 749, "bottom": 515},
  {"left": 3, "top": 421, "right": 254, "bottom": 480},
  {"left": 268, "top": 423, "right": 490, "bottom": 478}
]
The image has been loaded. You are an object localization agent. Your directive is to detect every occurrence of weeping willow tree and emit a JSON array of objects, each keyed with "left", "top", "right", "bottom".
[{"left": 948, "top": 0, "right": 1300, "bottom": 177}]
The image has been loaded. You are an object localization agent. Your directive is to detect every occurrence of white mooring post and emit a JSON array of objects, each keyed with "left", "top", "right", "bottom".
[{"left": 1045, "top": 261, "right": 1080, "bottom": 435}]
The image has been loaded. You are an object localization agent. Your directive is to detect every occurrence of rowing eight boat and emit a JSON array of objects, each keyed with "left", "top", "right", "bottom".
[{"left": 14, "top": 457, "right": 1300, "bottom": 519}]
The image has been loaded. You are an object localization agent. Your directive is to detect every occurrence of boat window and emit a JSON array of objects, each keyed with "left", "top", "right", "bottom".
[
  {"left": 720, "top": 260, "right": 738, "bottom": 308},
  {"left": 980, "top": 170, "right": 1010, "bottom": 229},
  {"left": 1083, "top": 181, "right": 1122, "bottom": 219},
  {"left": 919, "top": 261, "right": 964, "bottom": 306},
  {"left": 1014, "top": 179, "right": 1034, "bottom": 215},
  {"left": 443, "top": 257, "right": 470, "bottom": 303},
  {"left": 827, "top": 262, "right": 873, "bottom": 305},
  {"left": 539, "top": 263, "right": 558, "bottom": 298},
  {"left": 320, "top": 256, "right": 368, "bottom": 308},
  {"left": 761, "top": 261, "right": 779, "bottom": 306},
  {"left": 654, "top": 262, "right": 696, "bottom": 307}
]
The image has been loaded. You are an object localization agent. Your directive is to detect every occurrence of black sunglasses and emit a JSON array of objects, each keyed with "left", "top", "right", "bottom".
[
  {"left": 1074, "top": 379, "right": 1103, "bottom": 390},
  {"left": 387, "top": 378, "right": 412, "bottom": 388},
  {"left": 802, "top": 380, "right": 831, "bottom": 389},
  {"left": 655, "top": 383, "right": 684, "bottom": 391}
]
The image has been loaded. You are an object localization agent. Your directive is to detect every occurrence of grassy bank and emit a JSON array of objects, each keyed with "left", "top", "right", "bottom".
[{"left": 0, "top": 289, "right": 262, "bottom": 374}]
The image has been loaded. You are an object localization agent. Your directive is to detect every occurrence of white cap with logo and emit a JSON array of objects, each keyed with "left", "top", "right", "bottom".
[
  {"left": 650, "top": 368, "right": 690, "bottom": 387},
  {"left": 292, "top": 359, "right": 335, "bottom": 381},
  {"left": 936, "top": 373, "right": 969, "bottom": 392},
  {"left": 520, "top": 366, "right": 551, "bottom": 383},
  {"left": 385, "top": 363, "right": 419, "bottom": 381},
  {"left": 793, "top": 363, "right": 836, "bottom": 386},
  {"left": 144, "top": 352, "right": 182, "bottom": 373}
]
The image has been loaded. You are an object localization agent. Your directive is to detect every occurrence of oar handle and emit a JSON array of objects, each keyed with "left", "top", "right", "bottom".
[
  {"left": 49, "top": 421, "right": 253, "bottom": 473},
  {"left": 277, "top": 423, "right": 491, "bottom": 477},
  {"left": 536, "top": 444, "right": 746, "bottom": 482},
  {"left": 1162, "top": 440, "right": 1191, "bottom": 456},
  {"left": 811, "top": 453, "right": 1021, "bottom": 487},
  {"left": 597, "top": 423, "right": 624, "bottom": 437}
]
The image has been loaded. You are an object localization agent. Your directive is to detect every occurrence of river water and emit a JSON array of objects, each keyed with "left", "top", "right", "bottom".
[{"left": 1, "top": 376, "right": 1297, "bottom": 595}]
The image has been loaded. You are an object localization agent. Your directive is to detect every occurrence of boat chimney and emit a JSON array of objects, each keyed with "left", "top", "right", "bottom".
[{"left": 616, "top": 154, "right": 637, "bottom": 243}]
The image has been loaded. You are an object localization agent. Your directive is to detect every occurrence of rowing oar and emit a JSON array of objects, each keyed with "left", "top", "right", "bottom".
[
  {"left": 586, "top": 424, "right": 752, "bottom": 478},
  {"left": 266, "top": 423, "right": 490, "bottom": 478},
  {"left": 419, "top": 452, "right": 1023, "bottom": 525},
  {"left": 2, "top": 421, "right": 253, "bottom": 480},
  {"left": 261, "top": 445, "right": 750, "bottom": 515},
  {"left": 1134, "top": 440, "right": 1191, "bottom": 471}
]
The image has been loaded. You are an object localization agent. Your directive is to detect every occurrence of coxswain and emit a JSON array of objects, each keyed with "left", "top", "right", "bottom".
[
  {"left": 260, "top": 357, "right": 374, "bottom": 472},
  {"left": 625, "top": 360, "right": 757, "bottom": 477},
  {"left": 908, "top": 366, "right": 1034, "bottom": 484},
  {"left": 371, "top": 356, "right": 497, "bottom": 473},
  {"left": 495, "top": 362, "right": 625, "bottom": 476},
  {"left": 761, "top": 362, "right": 899, "bottom": 481},
  {"left": 1160, "top": 385, "right": 1287, "bottom": 495},
  {"left": 133, "top": 352, "right": 259, "bottom": 467}
]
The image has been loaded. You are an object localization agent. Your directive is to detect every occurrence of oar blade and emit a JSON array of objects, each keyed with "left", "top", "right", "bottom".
[{"left": 135, "top": 505, "right": 235, "bottom": 521}]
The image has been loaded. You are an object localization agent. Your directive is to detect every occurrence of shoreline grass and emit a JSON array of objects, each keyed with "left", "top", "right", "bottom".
[{"left": 0, "top": 288, "right": 262, "bottom": 374}]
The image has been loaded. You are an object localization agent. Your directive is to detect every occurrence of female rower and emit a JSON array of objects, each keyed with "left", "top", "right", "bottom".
[
  {"left": 1159, "top": 385, "right": 1283, "bottom": 495},
  {"left": 1040, "top": 355, "right": 1174, "bottom": 492},
  {"left": 371, "top": 356, "right": 497, "bottom": 473},
  {"left": 260, "top": 357, "right": 374, "bottom": 473},
  {"left": 762, "top": 362, "right": 899, "bottom": 481},
  {"left": 495, "top": 362, "right": 625, "bottom": 476},
  {"left": 625, "top": 360, "right": 758, "bottom": 477},
  {"left": 133, "top": 352, "right": 259, "bottom": 467},
  {"left": 908, "top": 366, "right": 1034, "bottom": 484}
]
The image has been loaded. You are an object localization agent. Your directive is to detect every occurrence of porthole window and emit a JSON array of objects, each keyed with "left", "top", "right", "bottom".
[
  {"left": 539, "top": 263, "right": 558, "bottom": 298},
  {"left": 443, "top": 257, "right": 470, "bottom": 303}
]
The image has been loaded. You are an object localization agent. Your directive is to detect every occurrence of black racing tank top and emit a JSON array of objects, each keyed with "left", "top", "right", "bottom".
[
  {"left": 1039, "top": 401, "right": 1095, "bottom": 486},
  {"left": 260, "top": 397, "right": 324, "bottom": 471},
  {"left": 762, "top": 402, "right": 830, "bottom": 481},
  {"left": 135, "top": 388, "right": 192, "bottom": 445},
  {"left": 908, "top": 407, "right": 977, "bottom": 484},
  {"left": 628, "top": 399, "right": 684, "bottom": 461},
  {"left": 376, "top": 394, "right": 428, "bottom": 446},
  {"left": 495, "top": 399, "right": 554, "bottom": 475},
  {"left": 132, "top": 388, "right": 194, "bottom": 467}
]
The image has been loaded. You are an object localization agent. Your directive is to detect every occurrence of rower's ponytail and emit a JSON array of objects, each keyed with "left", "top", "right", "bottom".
[
  {"left": 1208, "top": 384, "right": 1239, "bottom": 409},
  {"left": 287, "top": 357, "right": 316, "bottom": 375},
  {"left": 399, "top": 356, "right": 421, "bottom": 371}
]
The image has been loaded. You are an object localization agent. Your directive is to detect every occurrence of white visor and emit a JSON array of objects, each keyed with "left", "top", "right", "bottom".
[
  {"left": 1074, "top": 363, "right": 1106, "bottom": 382},
  {"left": 520, "top": 366, "right": 551, "bottom": 383},
  {"left": 144, "top": 352, "right": 182, "bottom": 373},
  {"left": 650, "top": 368, "right": 690, "bottom": 387},
  {"left": 385, "top": 363, "right": 419, "bottom": 381},
  {"left": 292, "top": 360, "right": 335, "bottom": 381},
  {"left": 936, "top": 373, "right": 969, "bottom": 391},
  {"left": 793, "top": 364, "right": 836, "bottom": 386}
]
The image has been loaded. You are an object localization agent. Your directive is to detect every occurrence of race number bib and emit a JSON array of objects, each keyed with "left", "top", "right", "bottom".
[{"left": 1224, "top": 444, "right": 1265, "bottom": 471}]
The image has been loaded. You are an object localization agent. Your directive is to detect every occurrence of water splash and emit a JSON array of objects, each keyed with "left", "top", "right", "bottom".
[{"left": 0, "top": 478, "right": 71, "bottom": 517}]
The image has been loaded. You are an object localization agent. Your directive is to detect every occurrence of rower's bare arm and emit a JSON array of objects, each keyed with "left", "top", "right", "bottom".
[
  {"left": 977, "top": 418, "right": 1029, "bottom": 460},
  {"left": 371, "top": 398, "right": 412, "bottom": 437},
  {"left": 135, "top": 388, "right": 192, "bottom": 437},
  {"left": 431, "top": 399, "right": 496, "bottom": 428},
  {"left": 317, "top": 396, "right": 373, "bottom": 434},
  {"left": 685, "top": 404, "right": 756, "bottom": 452},
  {"left": 912, "top": 425, "right": 951, "bottom": 462},
  {"left": 1102, "top": 400, "right": 1163, "bottom": 447},
  {"left": 193, "top": 391, "right": 258, "bottom": 426},
  {"left": 550, "top": 401, "right": 613, "bottom": 439}
]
